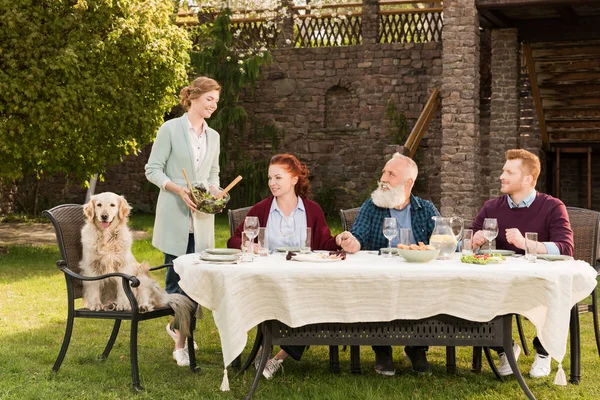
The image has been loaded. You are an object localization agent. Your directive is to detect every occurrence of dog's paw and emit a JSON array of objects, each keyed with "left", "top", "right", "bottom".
[
  {"left": 88, "top": 303, "right": 104, "bottom": 311},
  {"left": 138, "top": 303, "right": 155, "bottom": 313},
  {"left": 114, "top": 302, "right": 131, "bottom": 311}
]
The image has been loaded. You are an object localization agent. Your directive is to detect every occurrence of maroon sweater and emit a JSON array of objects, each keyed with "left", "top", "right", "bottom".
[
  {"left": 227, "top": 196, "right": 339, "bottom": 251},
  {"left": 471, "top": 193, "right": 573, "bottom": 256}
]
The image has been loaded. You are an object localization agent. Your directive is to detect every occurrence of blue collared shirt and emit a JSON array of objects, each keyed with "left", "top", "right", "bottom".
[
  {"left": 507, "top": 190, "right": 559, "bottom": 254},
  {"left": 389, "top": 205, "right": 418, "bottom": 246},
  {"left": 266, "top": 197, "right": 308, "bottom": 249},
  {"left": 351, "top": 194, "right": 440, "bottom": 251}
]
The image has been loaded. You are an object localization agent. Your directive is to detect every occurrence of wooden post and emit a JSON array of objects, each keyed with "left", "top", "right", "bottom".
[
  {"left": 555, "top": 148, "right": 560, "bottom": 200},
  {"left": 588, "top": 148, "right": 592, "bottom": 209}
]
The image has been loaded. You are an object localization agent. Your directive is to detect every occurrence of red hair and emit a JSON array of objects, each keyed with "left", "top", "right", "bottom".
[{"left": 269, "top": 154, "right": 311, "bottom": 198}]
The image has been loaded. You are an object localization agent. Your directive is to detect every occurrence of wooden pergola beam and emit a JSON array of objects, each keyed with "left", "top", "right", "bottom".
[{"left": 523, "top": 43, "right": 550, "bottom": 150}]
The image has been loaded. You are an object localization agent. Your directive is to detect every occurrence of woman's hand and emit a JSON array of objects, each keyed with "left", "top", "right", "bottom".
[{"left": 177, "top": 187, "right": 197, "bottom": 212}]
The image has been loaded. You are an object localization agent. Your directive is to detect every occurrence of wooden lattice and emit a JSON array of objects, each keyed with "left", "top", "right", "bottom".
[
  {"left": 230, "top": 20, "right": 279, "bottom": 49},
  {"left": 379, "top": 11, "right": 443, "bottom": 43},
  {"left": 295, "top": 15, "right": 362, "bottom": 47}
]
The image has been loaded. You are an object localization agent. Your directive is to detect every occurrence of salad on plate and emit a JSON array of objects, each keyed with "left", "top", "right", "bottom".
[{"left": 461, "top": 253, "right": 506, "bottom": 264}]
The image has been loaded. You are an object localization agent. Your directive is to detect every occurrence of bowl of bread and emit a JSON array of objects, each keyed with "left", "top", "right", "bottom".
[{"left": 397, "top": 242, "right": 439, "bottom": 263}]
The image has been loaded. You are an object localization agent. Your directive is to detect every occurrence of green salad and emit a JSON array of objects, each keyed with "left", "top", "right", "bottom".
[
  {"left": 461, "top": 253, "right": 506, "bottom": 264},
  {"left": 191, "top": 184, "right": 229, "bottom": 214}
]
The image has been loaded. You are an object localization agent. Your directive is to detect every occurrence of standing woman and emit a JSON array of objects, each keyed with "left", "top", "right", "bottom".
[{"left": 145, "top": 76, "right": 221, "bottom": 367}]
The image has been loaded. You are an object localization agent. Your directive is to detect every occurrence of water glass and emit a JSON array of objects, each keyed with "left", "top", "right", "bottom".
[
  {"left": 300, "top": 227, "right": 312, "bottom": 254},
  {"left": 382, "top": 217, "right": 398, "bottom": 257},
  {"left": 483, "top": 218, "right": 498, "bottom": 252},
  {"left": 257, "top": 227, "right": 269, "bottom": 257},
  {"left": 525, "top": 232, "right": 538, "bottom": 262},
  {"left": 462, "top": 229, "right": 473, "bottom": 255},
  {"left": 244, "top": 216, "right": 259, "bottom": 257},
  {"left": 240, "top": 232, "right": 254, "bottom": 262},
  {"left": 398, "top": 228, "right": 411, "bottom": 247}
]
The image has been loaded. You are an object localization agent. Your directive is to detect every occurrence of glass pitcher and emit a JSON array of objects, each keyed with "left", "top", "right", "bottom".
[{"left": 429, "top": 216, "right": 464, "bottom": 260}]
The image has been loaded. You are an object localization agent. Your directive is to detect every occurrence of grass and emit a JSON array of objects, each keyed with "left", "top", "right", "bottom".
[{"left": 1, "top": 213, "right": 599, "bottom": 399}]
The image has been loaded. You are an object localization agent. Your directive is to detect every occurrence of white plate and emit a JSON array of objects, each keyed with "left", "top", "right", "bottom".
[
  {"left": 200, "top": 254, "right": 240, "bottom": 262},
  {"left": 478, "top": 249, "right": 516, "bottom": 256},
  {"left": 536, "top": 254, "right": 573, "bottom": 261},
  {"left": 276, "top": 247, "right": 302, "bottom": 252},
  {"left": 291, "top": 254, "right": 343, "bottom": 263},
  {"left": 205, "top": 248, "right": 241, "bottom": 255}
]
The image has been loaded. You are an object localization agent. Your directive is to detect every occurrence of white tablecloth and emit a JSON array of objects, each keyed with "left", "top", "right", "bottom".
[{"left": 174, "top": 251, "right": 597, "bottom": 370}]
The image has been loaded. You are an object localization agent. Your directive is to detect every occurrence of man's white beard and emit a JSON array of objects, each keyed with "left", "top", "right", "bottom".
[{"left": 371, "top": 182, "right": 407, "bottom": 209}]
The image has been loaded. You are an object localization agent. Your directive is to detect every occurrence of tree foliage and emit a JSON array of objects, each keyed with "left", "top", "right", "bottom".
[
  {"left": 188, "top": 8, "right": 279, "bottom": 206},
  {"left": 0, "top": 0, "right": 191, "bottom": 182}
]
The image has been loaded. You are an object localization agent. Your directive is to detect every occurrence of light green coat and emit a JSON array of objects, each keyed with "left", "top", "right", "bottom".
[{"left": 145, "top": 114, "right": 220, "bottom": 256}]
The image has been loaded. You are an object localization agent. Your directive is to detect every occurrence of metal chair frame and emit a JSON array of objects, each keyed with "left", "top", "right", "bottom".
[{"left": 43, "top": 204, "right": 198, "bottom": 391}]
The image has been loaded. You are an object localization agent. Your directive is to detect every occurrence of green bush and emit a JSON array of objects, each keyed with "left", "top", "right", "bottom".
[{"left": 0, "top": 0, "right": 191, "bottom": 182}]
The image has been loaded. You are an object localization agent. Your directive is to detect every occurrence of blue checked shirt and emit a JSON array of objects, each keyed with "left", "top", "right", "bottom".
[{"left": 351, "top": 194, "right": 440, "bottom": 251}]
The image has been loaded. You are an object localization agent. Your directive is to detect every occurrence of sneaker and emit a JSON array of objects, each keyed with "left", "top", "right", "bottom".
[
  {"left": 529, "top": 353, "right": 551, "bottom": 378},
  {"left": 404, "top": 346, "right": 432, "bottom": 375},
  {"left": 172, "top": 347, "right": 190, "bottom": 367},
  {"left": 262, "top": 358, "right": 284, "bottom": 380},
  {"left": 498, "top": 343, "right": 521, "bottom": 376},
  {"left": 166, "top": 323, "right": 198, "bottom": 351},
  {"left": 374, "top": 350, "right": 396, "bottom": 376}
]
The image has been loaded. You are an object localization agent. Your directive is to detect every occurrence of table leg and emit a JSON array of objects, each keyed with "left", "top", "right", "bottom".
[
  {"left": 329, "top": 346, "right": 340, "bottom": 374},
  {"left": 446, "top": 346, "right": 456, "bottom": 374},
  {"left": 240, "top": 328, "right": 263, "bottom": 374},
  {"left": 503, "top": 315, "right": 536, "bottom": 400},
  {"left": 471, "top": 346, "right": 482, "bottom": 373},
  {"left": 350, "top": 345, "right": 361, "bottom": 374},
  {"left": 246, "top": 323, "right": 271, "bottom": 400},
  {"left": 570, "top": 304, "right": 581, "bottom": 384}
]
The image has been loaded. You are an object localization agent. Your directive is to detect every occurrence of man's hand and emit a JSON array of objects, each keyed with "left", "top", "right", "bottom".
[
  {"left": 472, "top": 230, "right": 487, "bottom": 248},
  {"left": 505, "top": 228, "right": 526, "bottom": 249},
  {"left": 336, "top": 231, "right": 360, "bottom": 254}
]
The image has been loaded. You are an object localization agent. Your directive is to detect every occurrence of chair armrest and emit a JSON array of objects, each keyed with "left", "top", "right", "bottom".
[
  {"left": 56, "top": 260, "right": 140, "bottom": 287},
  {"left": 149, "top": 263, "right": 173, "bottom": 272}
]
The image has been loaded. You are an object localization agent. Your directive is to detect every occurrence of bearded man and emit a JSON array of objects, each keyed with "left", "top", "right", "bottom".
[{"left": 337, "top": 152, "right": 440, "bottom": 376}]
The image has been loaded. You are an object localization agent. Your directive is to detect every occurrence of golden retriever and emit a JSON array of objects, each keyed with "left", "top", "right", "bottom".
[{"left": 79, "top": 192, "right": 194, "bottom": 337}]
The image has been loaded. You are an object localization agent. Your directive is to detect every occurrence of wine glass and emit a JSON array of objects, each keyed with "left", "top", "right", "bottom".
[
  {"left": 382, "top": 217, "right": 398, "bottom": 257},
  {"left": 482, "top": 218, "right": 498, "bottom": 252},
  {"left": 243, "top": 216, "right": 259, "bottom": 257},
  {"left": 280, "top": 215, "right": 296, "bottom": 247}
]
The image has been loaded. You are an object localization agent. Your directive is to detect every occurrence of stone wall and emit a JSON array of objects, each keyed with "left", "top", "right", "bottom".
[
  {"left": 6, "top": 41, "right": 443, "bottom": 215},
  {"left": 439, "top": 0, "right": 481, "bottom": 224},
  {"left": 236, "top": 42, "right": 443, "bottom": 211}
]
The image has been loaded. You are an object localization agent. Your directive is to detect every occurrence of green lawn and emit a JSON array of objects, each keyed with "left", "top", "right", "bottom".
[{"left": 0, "top": 214, "right": 599, "bottom": 399}]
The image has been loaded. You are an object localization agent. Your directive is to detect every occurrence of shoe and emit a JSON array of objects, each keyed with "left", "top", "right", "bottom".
[
  {"left": 172, "top": 347, "right": 190, "bottom": 367},
  {"left": 262, "top": 357, "right": 284, "bottom": 380},
  {"left": 404, "top": 346, "right": 431, "bottom": 375},
  {"left": 166, "top": 323, "right": 198, "bottom": 351},
  {"left": 374, "top": 350, "right": 396, "bottom": 376},
  {"left": 529, "top": 353, "right": 551, "bottom": 378},
  {"left": 498, "top": 343, "right": 521, "bottom": 376}
]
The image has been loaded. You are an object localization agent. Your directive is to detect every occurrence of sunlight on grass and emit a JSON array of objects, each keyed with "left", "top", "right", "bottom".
[{"left": 1, "top": 213, "right": 599, "bottom": 399}]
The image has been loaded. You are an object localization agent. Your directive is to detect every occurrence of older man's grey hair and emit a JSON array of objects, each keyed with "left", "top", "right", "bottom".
[{"left": 391, "top": 153, "right": 418, "bottom": 181}]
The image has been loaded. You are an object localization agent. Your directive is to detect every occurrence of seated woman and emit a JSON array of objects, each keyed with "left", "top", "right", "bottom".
[{"left": 227, "top": 153, "right": 340, "bottom": 379}]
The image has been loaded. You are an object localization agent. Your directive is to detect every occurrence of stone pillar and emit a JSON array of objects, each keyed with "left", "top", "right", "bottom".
[
  {"left": 361, "top": 0, "right": 380, "bottom": 45},
  {"left": 489, "top": 28, "right": 520, "bottom": 197},
  {"left": 440, "top": 0, "right": 481, "bottom": 224}
]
